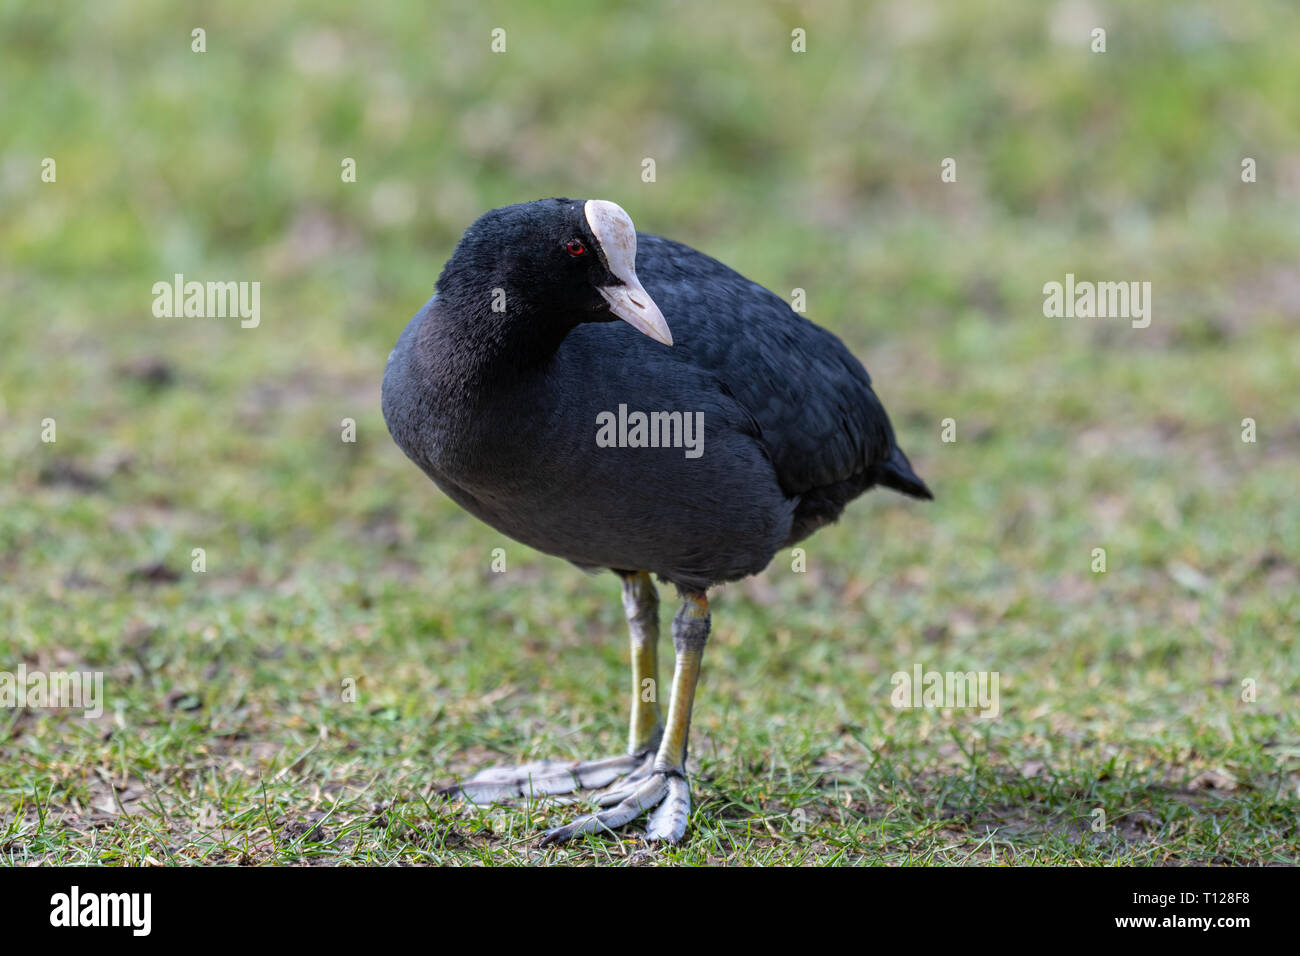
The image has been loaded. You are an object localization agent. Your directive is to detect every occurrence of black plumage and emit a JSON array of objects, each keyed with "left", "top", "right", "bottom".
[{"left": 383, "top": 198, "right": 930, "bottom": 593}]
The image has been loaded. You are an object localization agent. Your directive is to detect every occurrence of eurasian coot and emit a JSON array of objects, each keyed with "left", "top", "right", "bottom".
[{"left": 382, "top": 198, "right": 931, "bottom": 843}]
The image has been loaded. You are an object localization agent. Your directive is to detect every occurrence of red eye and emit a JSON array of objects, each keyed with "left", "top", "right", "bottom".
[{"left": 565, "top": 239, "right": 586, "bottom": 257}]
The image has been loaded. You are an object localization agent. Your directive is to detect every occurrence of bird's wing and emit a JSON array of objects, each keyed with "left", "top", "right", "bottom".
[{"left": 635, "top": 234, "right": 905, "bottom": 498}]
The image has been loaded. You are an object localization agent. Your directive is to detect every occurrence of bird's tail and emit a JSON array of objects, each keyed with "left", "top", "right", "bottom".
[{"left": 879, "top": 446, "right": 933, "bottom": 500}]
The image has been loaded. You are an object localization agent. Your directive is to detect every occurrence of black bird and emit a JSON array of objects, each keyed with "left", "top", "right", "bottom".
[{"left": 382, "top": 198, "right": 931, "bottom": 843}]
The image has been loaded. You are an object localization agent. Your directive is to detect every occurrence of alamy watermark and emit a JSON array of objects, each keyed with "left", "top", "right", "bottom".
[
  {"left": 596, "top": 404, "right": 704, "bottom": 459},
  {"left": 152, "top": 273, "right": 260, "bottom": 328},
  {"left": 1043, "top": 273, "right": 1151, "bottom": 328},
  {"left": 891, "top": 664, "right": 1000, "bottom": 718},
  {"left": 50, "top": 886, "right": 150, "bottom": 936},
  {"left": 1, "top": 664, "right": 104, "bottom": 718}
]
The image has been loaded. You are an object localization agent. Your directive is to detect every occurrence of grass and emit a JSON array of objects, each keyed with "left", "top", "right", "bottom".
[{"left": 1, "top": 0, "right": 1298, "bottom": 865}]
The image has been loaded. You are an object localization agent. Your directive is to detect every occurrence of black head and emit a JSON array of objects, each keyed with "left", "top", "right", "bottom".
[{"left": 434, "top": 198, "right": 672, "bottom": 348}]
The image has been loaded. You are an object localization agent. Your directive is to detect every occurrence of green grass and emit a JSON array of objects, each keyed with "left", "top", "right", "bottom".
[{"left": 2, "top": 0, "right": 1298, "bottom": 865}]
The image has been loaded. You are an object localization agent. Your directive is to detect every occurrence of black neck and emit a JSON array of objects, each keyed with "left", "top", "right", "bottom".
[{"left": 418, "top": 293, "right": 577, "bottom": 398}]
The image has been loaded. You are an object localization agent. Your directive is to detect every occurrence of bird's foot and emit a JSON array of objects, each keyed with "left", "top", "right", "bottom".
[
  {"left": 440, "top": 751, "right": 691, "bottom": 843},
  {"left": 540, "top": 770, "right": 690, "bottom": 845},
  {"left": 440, "top": 750, "right": 656, "bottom": 805}
]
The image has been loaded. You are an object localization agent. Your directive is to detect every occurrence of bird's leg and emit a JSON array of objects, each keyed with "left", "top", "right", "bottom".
[
  {"left": 655, "top": 592, "right": 708, "bottom": 775},
  {"left": 541, "top": 591, "right": 708, "bottom": 844},
  {"left": 438, "top": 571, "right": 663, "bottom": 805},
  {"left": 622, "top": 570, "right": 663, "bottom": 757}
]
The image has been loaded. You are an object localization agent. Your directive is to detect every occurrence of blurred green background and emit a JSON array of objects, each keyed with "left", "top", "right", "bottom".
[{"left": 1, "top": 0, "right": 1297, "bottom": 864}]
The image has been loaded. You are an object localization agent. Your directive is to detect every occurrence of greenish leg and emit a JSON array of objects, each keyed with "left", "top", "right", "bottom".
[
  {"left": 653, "top": 591, "right": 709, "bottom": 775},
  {"left": 621, "top": 570, "right": 663, "bottom": 755}
]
